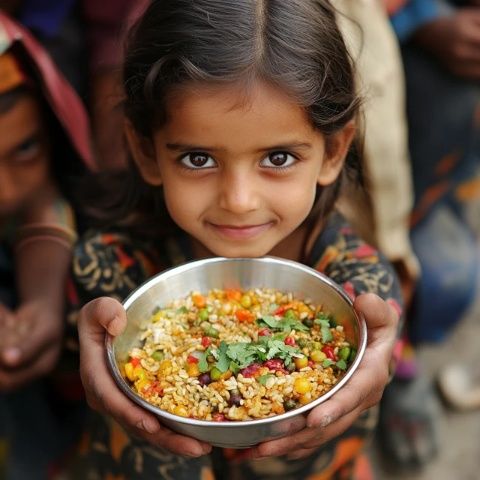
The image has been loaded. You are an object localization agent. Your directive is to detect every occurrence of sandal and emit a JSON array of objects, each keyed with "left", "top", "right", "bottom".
[{"left": 377, "top": 376, "right": 440, "bottom": 472}]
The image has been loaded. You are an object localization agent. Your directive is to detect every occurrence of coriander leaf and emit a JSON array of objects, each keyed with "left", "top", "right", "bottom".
[
  {"left": 314, "top": 318, "right": 330, "bottom": 328},
  {"left": 229, "top": 361, "right": 240, "bottom": 374},
  {"left": 215, "top": 341, "right": 230, "bottom": 372},
  {"left": 321, "top": 326, "right": 333, "bottom": 343},
  {"left": 335, "top": 359, "right": 347, "bottom": 370},
  {"left": 258, "top": 316, "right": 279, "bottom": 329},
  {"left": 322, "top": 359, "right": 334, "bottom": 368},
  {"left": 226, "top": 343, "right": 257, "bottom": 368}
]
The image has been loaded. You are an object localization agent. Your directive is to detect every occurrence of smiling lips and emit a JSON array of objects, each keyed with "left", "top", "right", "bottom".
[{"left": 208, "top": 222, "right": 274, "bottom": 240}]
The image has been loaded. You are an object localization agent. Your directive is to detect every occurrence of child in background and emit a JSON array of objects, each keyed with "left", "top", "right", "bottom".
[
  {"left": 70, "top": 1, "right": 402, "bottom": 479},
  {"left": 0, "top": 12, "right": 94, "bottom": 479}
]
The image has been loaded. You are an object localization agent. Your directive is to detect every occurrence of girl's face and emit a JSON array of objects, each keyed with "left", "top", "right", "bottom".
[
  {"left": 127, "top": 81, "right": 354, "bottom": 258},
  {"left": 0, "top": 93, "right": 50, "bottom": 218}
]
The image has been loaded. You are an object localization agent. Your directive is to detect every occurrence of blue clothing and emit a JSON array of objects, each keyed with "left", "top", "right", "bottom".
[
  {"left": 19, "top": 0, "right": 76, "bottom": 38},
  {"left": 390, "top": 0, "right": 452, "bottom": 41}
]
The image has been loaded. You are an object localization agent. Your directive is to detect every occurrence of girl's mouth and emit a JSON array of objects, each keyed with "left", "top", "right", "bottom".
[{"left": 207, "top": 222, "right": 274, "bottom": 240}]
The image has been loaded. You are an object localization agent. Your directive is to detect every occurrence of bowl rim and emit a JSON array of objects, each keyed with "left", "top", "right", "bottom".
[{"left": 106, "top": 256, "right": 367, "bottom": 428}]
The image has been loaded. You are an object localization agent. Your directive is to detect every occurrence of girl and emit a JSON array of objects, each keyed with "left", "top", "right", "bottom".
[{"left": 72, "top": 1, "right": 401, "bottom": 478}]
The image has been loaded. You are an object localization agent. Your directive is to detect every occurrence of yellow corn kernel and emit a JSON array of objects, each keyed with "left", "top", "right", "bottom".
[
  {"left": 133, "top": 365, "right": 146, "bottom": 381},
  {"left": 186, "top": 362, "right": 200, "bottom": 377},
  {"left": 299, "top": 392, "right": 312, "bottom": 405},
  {"left": 294, "top": 377, "right": 312, "bottom": 394},
  {"left": 240, "top": 295, "right": 252, "bottom": 308},
  {"left": 157, "top": 359, "right": 173, "bottom": 377},
  {"left": 124, "top": 362, "right": 135, "bottom": 382},
  {"left": 294, "top": 356, "right": 309, "bottom": 370},
  {"left": 174, "top": 405, "right": 189, "bottom": 417},
  {"left": 135, "top": 378, "right": 151, "bottom": 393},
  {"left": 311, "top": 350, "right": 327, "bottom": 362}
]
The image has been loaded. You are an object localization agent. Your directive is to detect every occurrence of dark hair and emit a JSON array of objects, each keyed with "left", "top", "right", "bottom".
[{"left": 91, "top": 0, "right": 362, "bottom": 234}]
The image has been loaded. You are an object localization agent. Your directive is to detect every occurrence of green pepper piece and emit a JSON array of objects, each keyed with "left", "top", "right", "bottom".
[
  {"left": 338, "top": 347, "right": 351, "bottom": 361},
  {"left": 151, "top": 350, "right": 164, "bottom": 361},
  {"left": 198, "top": 308, "right": 209, "bottom": 321}
]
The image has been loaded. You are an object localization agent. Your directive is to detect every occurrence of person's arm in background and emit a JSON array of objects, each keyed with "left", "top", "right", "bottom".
[
  {"left": 0, "top": 184, "right": 76, "bottom": 391},
  {"left": 391, "top": 0, "right": 480, "bottom": 80}
]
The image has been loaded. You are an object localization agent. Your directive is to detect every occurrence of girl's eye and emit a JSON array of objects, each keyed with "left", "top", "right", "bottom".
[
  {"left": 13, "top": 137, "right": 41, "bottom": 163},
  {"left": 260, "top": 151, "right": 296, "bottom": 168},
  {"left": 180, "top": 152, "right": 216, "bottom": 169}
]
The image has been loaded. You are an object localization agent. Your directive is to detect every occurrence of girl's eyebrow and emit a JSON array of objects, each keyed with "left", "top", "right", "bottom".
[{"left": 165, "top": 141, "right": 313, "bottom": 152}]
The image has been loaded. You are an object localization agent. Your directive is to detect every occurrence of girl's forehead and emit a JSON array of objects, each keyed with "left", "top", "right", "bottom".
[{"left": 162, "top": 80, "right": 315, "bottom": 136}]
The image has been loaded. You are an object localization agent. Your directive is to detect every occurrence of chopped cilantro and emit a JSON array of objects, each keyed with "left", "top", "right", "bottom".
[
  {"left": 321, "top": 325, "right": 333, "bottom": 343},
  {"left": 335, "top": 359, "right": 347, "bottom": 370},
  {"left": 215, "top": 341, "right": 231, "bottom": 372},
  {"left": 322, "top": 359, "right": 334, "bottom": 368},
  {"left": 257, "top": 315, "right": 309, "bottom": 333}
]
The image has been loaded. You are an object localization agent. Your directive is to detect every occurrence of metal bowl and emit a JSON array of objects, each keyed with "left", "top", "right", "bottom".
[{"left": 106, "top": 256, "right": 367, "bottom": 448}]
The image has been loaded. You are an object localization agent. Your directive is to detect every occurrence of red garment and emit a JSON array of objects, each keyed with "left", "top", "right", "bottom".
[
  {"left": 0, "top": 11, "right": 96, "bottom": 171},
  {"left": 383, "top": 0, "right": 409, "bottom": 15}
]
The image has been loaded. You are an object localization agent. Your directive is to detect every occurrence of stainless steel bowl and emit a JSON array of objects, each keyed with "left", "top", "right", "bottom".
[{"left": 106, "top": 256, "right": 367, "bottom": 448}]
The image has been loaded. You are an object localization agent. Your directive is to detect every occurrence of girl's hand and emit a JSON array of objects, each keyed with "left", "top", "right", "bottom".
[
  {"left": 0, "top": 301, "right": 63, "bottom": 391},
  {"left": 248, "top": 293, "right": 399, "bottom": 459},
  {"left": 78, "top": 297, "right": 213, "bottom": 457}
]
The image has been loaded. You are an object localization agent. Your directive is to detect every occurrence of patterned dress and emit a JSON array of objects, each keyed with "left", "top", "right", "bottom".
[{"left": 66, "top": 212, "right": 402, "bottom": 480}]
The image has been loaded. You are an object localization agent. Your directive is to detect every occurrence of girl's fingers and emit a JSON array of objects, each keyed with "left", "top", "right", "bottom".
[
  {"left": 251, "top": 294, "right": 399, "bottom": 458},
  {"left": 78, "top": 297, "right": 211, "bottom": 457},
  {"left": 79, "top": 297, "right": 127, "bottom": 339},
  {"left": 252, "top": 406, "right": 362, "bottom": 458}
]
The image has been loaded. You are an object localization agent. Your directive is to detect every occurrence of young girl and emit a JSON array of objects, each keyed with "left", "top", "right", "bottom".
[{"left": 71, "top": 1, "right": 401, "bottom": 478}]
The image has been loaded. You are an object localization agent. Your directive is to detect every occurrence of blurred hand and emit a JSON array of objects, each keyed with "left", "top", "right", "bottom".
[
  {"left": 0, "top": 300, "right": 63, "bottom": 391},
  {"left": 246, "top": 293, "right": 399, "bottom": 459},
  {"left": 78, "top": 297, "right": 213, "bottom": 457},
  {"left": 414, "top": 8, "right": 480, "bottom": 80}
]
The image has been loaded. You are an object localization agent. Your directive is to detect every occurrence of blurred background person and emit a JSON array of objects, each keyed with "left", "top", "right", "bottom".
[
  {"left": 0, "top": 11, "right": 94, "bottom": 479},
  {"left": 377, "top": 0, "right": 480, "bottom": 472}
]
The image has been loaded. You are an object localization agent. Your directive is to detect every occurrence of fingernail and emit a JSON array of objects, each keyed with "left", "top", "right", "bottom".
[
  {"left": 2, "top": 347, "right": 21, "bottom": 364},
  {"left": 319, "top": 414, "right": 334, "bottom": 427}
]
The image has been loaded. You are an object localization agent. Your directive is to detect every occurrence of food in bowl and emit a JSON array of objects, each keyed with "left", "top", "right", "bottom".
[{"left": 122, "top": 287, "right": 356, "bottom": 421}]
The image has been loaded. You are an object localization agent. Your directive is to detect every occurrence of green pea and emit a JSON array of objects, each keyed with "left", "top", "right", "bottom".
[
  {"left": 202, "top": 324, "right": 219, "bottom": 338},
  {"left": 284, "top": 309, "right": 298, "bottom": 321},
  {"left": 198, "top": 308, "right": 209, "bottom": 321},
  {"left": 338, "top": 347, "right": 351, "bottom": 361},
  {"left": 151, "top": 350, "right": 164, "bottom": 361},
  {"left": 210, "top": 367, "right": 222, "bottom": 381}
]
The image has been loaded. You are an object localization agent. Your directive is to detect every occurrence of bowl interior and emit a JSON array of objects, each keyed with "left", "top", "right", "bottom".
[{"left": 112, "top": 257, "right": 362, "bottom": 368}]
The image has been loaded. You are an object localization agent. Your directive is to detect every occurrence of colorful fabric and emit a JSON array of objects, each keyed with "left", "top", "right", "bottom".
[
  {"left": 65, "top": 212, "right": 403, "bottom": 480},
  {"left": 389, "top": 0, "right": 452, "bottom": 41}
]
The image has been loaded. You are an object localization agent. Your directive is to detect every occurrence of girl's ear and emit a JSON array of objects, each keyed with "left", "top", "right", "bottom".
[
  {"left": 124, "top": 120, "right": 162, "bottom": 186},
  {"left": 317, "top": 121, "right": 356, "bottom": 186}
]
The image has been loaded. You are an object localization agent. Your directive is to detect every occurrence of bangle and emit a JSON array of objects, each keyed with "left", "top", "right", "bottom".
[{"left": 15, "top": 223, "right": 78, "bottom": 252}]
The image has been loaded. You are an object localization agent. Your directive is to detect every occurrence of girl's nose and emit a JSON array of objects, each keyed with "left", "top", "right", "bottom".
[{"left": 218, "top": 170, "right": 260, "bottom": 214}]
